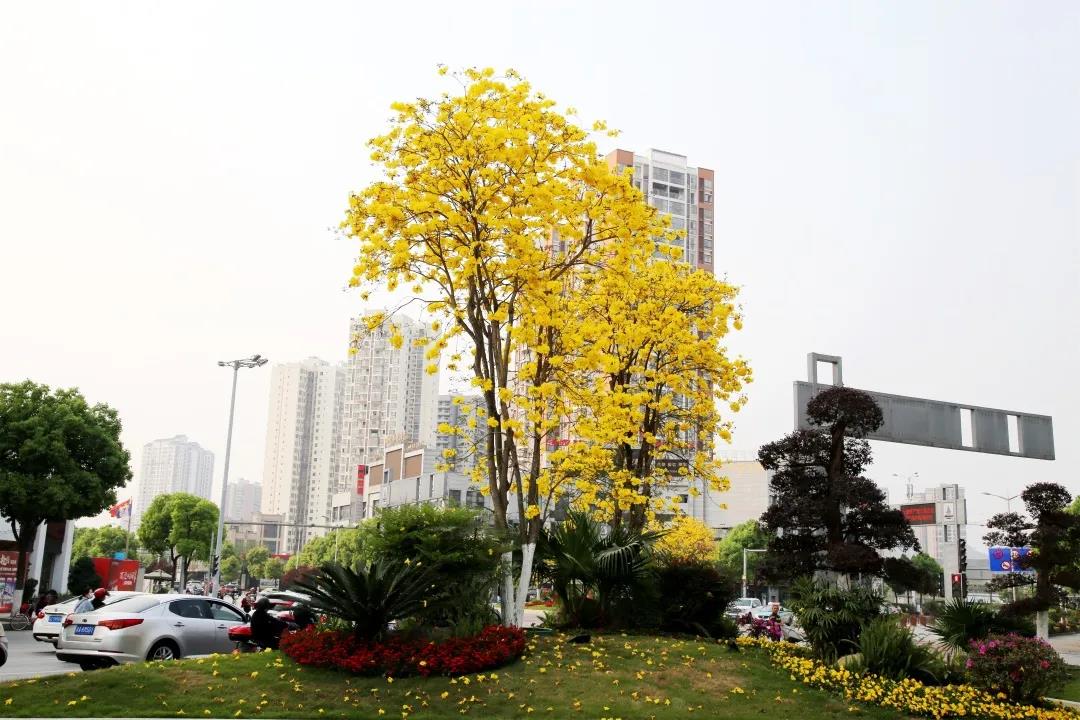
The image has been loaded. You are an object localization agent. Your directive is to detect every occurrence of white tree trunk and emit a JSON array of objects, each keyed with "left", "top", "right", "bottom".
[
  {"left": 499, "top": 543, "right": 537, "bottom": 628},
  {"left": 1036, "top": 609, "right": 1050, "bottom": 640}
]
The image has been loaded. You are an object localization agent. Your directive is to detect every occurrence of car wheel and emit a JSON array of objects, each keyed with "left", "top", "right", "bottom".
[
  {"left": 0, "top": 650, "right": 6, "bottom": 668},
  {"left": 147, "top": 640, "right": 180, "bottom": 662},
  {"left": 78, "top": 662, "right": 102, "bottom": 671}
]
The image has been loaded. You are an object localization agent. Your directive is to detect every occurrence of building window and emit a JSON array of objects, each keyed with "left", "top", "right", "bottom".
[
  {"left": 943, "top": 525, "right": 952, "bottom": 542},
  {"left": 653, "top": 167, "right": 669, "bottom": 183},
  {"left": 448, "top": 489, "right": 462, "bottom": 506}
]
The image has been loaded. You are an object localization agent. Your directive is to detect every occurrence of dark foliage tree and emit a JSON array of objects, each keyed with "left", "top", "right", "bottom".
[
  {"left": 758, "top": 387, "right": 916, "bottom": 581},
  {"left": 67, "top": 556, "right": 103, "bottom": 596},
  {"left": 984, "top": 482, "right": 1080, "bottom": 618},
  {"left": 0, "top": 381, "right": 131, "bottom": 607}
]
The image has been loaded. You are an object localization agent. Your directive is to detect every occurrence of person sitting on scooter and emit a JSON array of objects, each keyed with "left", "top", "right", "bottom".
[
  {"left": 292, "top": 604, "right": 315, "bottom": 630},
  {"left": 250, "top": 597, "right": 287, "bottom": 650}
]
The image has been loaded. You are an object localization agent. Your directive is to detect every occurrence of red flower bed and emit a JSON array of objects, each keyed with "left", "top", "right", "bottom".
[{"left": 279, "top": 624, "right": 527, "bottom": 677}]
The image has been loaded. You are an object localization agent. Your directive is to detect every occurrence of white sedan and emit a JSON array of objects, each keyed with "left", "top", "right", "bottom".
[
  {"left": 56, "top": 594, "right": 247, "bottom": 669},
  {"left": 33, "top": 592, "right": 143, "bottom": 646}
]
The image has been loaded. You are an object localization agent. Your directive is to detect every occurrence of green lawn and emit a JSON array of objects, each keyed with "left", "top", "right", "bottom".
[
  {"left": 0, "top": 633, "right": 913, "bottom": 719},
  {"left": 1056, "top": 666, "right": 1080, "bottom": 703}
]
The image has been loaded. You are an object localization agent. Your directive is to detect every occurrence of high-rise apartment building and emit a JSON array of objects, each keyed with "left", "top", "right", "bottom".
[
  {"left": 224, "top": 477, "right": 262, "bottom": 522},
  {"left": 336, "top": 316, "right": 439, "bottom": 513},
  {"left": 260, "top": 358, "right": 344, "bottom": 553},
  {"left": 606, "top": 149, "right": 715, "bottom": 273},
  {"left": 132, "top": 435, "right": 214, "bottom": 529},
  {"left": 434, "top": 394, "right": 486, "bottom": 470}
]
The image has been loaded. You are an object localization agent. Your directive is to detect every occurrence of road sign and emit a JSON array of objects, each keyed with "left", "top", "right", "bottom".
[{"left": 988, "top": 546, "right": 1033, "bottom": 573}]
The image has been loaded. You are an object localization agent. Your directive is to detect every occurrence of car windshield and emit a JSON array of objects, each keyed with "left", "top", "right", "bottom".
[{"left": 97, "top": 595, "right": 161, "bottom": 614}]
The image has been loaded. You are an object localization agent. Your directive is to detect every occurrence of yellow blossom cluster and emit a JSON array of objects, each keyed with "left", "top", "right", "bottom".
[{"left": 737, "top": 637, "right": 1080, "bottom": 720}]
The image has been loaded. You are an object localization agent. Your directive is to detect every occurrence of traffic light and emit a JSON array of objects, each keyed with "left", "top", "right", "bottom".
[
  {"left": 210, "top": 555, "right": 219, "bottom": 576},
  {"left": 958, "top": 539, "right": 967, "bottom": 573}
]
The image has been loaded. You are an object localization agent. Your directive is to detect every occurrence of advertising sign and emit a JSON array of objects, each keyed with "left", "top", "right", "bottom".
[
  {"left": 900, "top": 503, "right": 937, "bottom": 525},
  {"left": 90, "top": 557, "right": 141, "bottom": 591},
  {"left": 356, "top": 464, "right": 367, "bottom": 495},
  {"left": 988, "top": 546, "right": 1033, "bottom": 573},
  {"left": 0, "top": 550, "right": 19, "bottom": 615},
  {"left": 942, "top": 502, "right": 956, "bottom": 522}
]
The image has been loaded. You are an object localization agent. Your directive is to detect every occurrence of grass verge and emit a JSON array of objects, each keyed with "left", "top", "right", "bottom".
[{"left": 0, "top": 633, "right": 910, "bottom": 719}]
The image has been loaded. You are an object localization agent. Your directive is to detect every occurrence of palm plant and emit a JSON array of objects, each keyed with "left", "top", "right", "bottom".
[
  {"left": 788, "top": 577, "right": 882, "bottom": 661},
  {"left": 292, "top": 559, "right": 434, "bottom": 641},
  {"left": 538, "top": 511, "right": 662, "bottom": 628},
  {"left": 849, "top": 617, "right": 943, "bottom": 684},
  {"left": 929, "top": 598, "right": 1032, "bottom": 652}
]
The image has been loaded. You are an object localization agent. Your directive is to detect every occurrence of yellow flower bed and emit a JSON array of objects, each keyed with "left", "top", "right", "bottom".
[{"left": 736, "top": 637, "right": 1079, "bottom": 720}]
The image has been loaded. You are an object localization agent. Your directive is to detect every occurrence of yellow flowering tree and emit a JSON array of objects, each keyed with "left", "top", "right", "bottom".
[
  {"left": 558, "top": 239, "right": 751, "bottom": 529},
  {"left": 343, "top": 68, "right": 667, "bottom": 626},
  {"left": 654, "top": 515, "right": 717, "bottom": 565}
]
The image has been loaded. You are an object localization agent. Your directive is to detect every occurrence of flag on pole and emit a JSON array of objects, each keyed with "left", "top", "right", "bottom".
[{"left": 108, "top": 499, "right": 132, "bottom": 519}]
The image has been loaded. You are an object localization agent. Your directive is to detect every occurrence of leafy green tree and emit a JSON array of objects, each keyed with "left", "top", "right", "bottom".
[
  {"left": 242, "top": 545, "right": 271, "bottom": 584},
  {"left": 758, "top": 387, "right": 917, "bottom": 580},
  {"left": 220, "top": 555, "right": 241, "bottom": 584},
  {"left": 260, "top": 557, "right": 285, "bottom": 581},
  {"left": 910, "top": 552, "right": 944, "bottom": 599},
  {"left": 294, "top": 528, "right": 364, "bottom": 569},
  {"left": 715, "top": 519, "right": 771, "bottom": 580},
  {"left": 71, "top": 526, "right": 139, "bottom": 560},
  {"left": 1068, "top": 495, "right": 1080, "bottom": 516},
  {"left": 67, "top": 556, "right": 102, "bottom": 596},
  {"left": 137, "top": 493, "right": 218, "bottom": 586},
  {"left": 0, "top": 381, "right": 131, "bottom": 608}
]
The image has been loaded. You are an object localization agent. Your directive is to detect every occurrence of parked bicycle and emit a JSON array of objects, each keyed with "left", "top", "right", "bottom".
[{"left": 8, "top": 601, "right": 33, "bottom": 631}]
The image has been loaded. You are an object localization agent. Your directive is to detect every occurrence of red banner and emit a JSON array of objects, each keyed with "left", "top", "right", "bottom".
[
  {"left": 0, "top": 551, "right": 19, "bottom": 614},
  {"left": 356, "top": 464, "right": 367, "bottom": 495}
]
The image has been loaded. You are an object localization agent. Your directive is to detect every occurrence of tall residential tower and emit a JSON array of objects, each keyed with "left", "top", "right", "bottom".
[
  {"left": 133, "top": 435, "right": 214, "bottom": 529},
  {"left": 260, "top": 358, "right": 344, "bottom": 553},
  {"left": 606, "top": 148, "right": 715, "bottom": 273}
]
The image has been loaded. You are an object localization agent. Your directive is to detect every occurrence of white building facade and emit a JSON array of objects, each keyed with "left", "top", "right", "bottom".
[
  {"left": 224, "top": 478, "right": 262, "bottom": 522},
  {"left": 132, "top": 435, "right": 214, "bottom": 530},
  {"left": 260, "top": 358, "right": 344, "bottom": 553}
]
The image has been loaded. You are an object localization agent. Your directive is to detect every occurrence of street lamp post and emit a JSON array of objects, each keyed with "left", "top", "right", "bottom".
[
  {"left": 742, "top": 548, "right": 767, "bottom": 598},
  {"left": 981, "top": 491, "right": 1020, "bottom": 513},
  {"left": 981, "top": 491, "right": 1023, "bottom": 603},
  {"left": 210, "top": 355, "right": 267, "bottom": 596}
]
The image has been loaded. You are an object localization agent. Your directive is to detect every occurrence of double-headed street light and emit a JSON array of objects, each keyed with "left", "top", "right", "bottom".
[
  {"left": 210, "top": 355, "right": 268, "bottom": 595},
  {"left": 981, "top": 491, "right": 1020, "bottom": 513}
]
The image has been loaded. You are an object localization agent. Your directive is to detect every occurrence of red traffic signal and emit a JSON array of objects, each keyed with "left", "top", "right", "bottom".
[{"left": 951, "top": 573, "right": 962, "bottom": 583}]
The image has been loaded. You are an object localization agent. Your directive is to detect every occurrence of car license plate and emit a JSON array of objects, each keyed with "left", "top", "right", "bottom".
[
  {"left": 48, "top": 615, "right": 63, "bottom": 623},
  {"left": 74, "top": 624, "right": 96, "bottom": 636}
]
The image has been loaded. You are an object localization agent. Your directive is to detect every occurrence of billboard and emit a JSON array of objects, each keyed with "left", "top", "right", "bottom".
[
  {"left": 900, "top": 503, "right": 937, "bottom": 525},
  {"left": 988, "top": 546, "right": 1033, "bottom": 573},
  {"left": 0, "top": 550, "right": 18, "bottom": 615},
  {"left": 90, "top": 557, "right": 141, "bottom": 591}
]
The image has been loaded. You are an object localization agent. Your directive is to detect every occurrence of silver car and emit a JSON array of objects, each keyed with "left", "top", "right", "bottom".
[
  {"left": 56, "top": 594, "right": 247, "bottom": 669},
  {"left": 33, "top": 592, "right": 142, "bottom": 645}
]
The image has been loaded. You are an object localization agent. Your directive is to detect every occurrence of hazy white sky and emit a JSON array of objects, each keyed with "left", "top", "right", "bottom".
[{"left": 2, "top": 1, "right": 1077, "bottom": 541}]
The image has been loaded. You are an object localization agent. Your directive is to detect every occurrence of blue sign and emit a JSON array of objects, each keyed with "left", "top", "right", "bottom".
[
  {"left": 112, "top": 552, "right": 127, "bottom": 560},
  {"left": 988, "top": 546, "right": 1032, "bottom": 573}
]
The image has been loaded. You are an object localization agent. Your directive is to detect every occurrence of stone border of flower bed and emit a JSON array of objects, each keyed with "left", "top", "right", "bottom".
[
  {"left": 737, "top": 636, "right": 1080, "bottom": 720},
  {"left": 279, "top": 625, "right": 526, "bottom": 677}
]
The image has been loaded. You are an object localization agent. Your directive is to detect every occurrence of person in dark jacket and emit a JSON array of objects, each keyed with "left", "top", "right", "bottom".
[
  {"left": 249, "top": 597, "right": 286, "bottom": 649},
  {"left": 292, "top": 604, "right": 315, "bottom": 630}
]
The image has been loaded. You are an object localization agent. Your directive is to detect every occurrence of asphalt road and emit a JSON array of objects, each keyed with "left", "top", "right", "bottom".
[{"left": 1, "top": 628, "right": 78, "bottom": 682}]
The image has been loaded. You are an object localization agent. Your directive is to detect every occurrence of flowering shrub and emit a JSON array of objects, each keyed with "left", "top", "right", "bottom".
[
  {"left": 965, "top": 634, "right": 1071, "bottom": 703},
  {"left": 738, "top": 636, "right": 1080, "bottom": 720},
  {"left": 736, "top": 612, "right": 784, "bottom": 641},
  {"left": 279, "top": 624, "right": 526, "bottom": 677}
]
